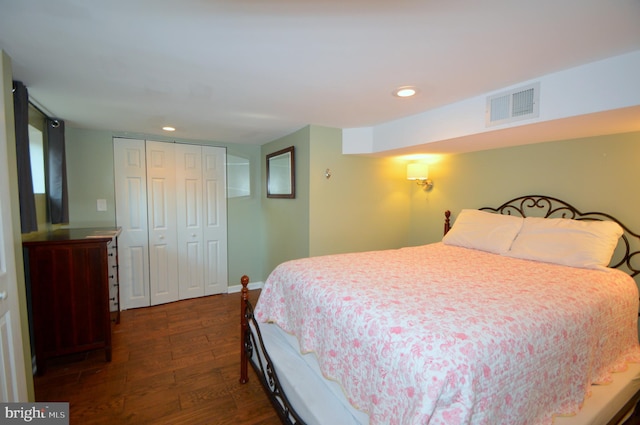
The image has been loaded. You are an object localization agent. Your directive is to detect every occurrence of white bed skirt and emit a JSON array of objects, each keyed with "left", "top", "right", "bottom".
[
  {"left": 252, "top": 321, "right": 369, "bottom": 425},
  {"left": 555, "top": 364, "right": 640, "bottom": 425},
  {"left": 253, "top": 321, "right": 640, "bottom": 425}
]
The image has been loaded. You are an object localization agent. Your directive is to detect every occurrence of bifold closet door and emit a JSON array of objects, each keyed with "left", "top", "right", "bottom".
[
  {"left": 113, "top": 138, "right": 150, "bottom": 309},
  {"left": 201, "top": 146, "right": 228, "bottom": 296},
  {"left": 175, "top": 144, "right": 228, "bottom": 298},
  {"left": 146, "top": 141, "right": 179, "bottom": 306},
  {"left": 115, "top": 139, "right": 228, "bottom": 309},
  {"left": 175, "top": 144, "right": 205, "bottom": 299}
]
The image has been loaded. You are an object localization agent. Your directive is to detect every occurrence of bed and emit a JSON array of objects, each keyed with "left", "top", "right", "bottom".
[{"left": 239, "top": 195, "right": 640, "bottom": 424}]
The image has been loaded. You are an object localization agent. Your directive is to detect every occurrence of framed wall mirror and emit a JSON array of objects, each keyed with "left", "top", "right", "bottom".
[{"left": 266, "top": 146, "right": 295, "bottom": 198}]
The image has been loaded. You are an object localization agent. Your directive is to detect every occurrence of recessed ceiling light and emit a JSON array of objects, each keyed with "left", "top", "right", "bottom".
[
  {"left": 393, "top": 86, "right": 418, "bottom": 98},
  {"left": 162, "top": 126, "right": 176, "bottom": 132}
]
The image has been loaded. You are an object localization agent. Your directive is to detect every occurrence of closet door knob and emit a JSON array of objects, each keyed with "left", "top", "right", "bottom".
[
  {"left": 0, "top": 291, "right": 7, "bottom": 300},
  {"left": 191, "top": 233, "right": 196, "bottom": 237}
]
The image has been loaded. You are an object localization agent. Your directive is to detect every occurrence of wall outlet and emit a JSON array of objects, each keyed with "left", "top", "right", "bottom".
[{"left": 97, "top": 199, "right": 107, "bottom": 212}]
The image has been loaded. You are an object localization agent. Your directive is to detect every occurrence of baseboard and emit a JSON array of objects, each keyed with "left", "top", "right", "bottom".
[{"left": 227, "top": 281, "right": 264, "bottom": 293}]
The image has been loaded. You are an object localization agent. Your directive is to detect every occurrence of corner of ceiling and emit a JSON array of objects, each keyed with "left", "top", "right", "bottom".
[{"left": 343, "top": 50, "right": 640, "bottom": 157}]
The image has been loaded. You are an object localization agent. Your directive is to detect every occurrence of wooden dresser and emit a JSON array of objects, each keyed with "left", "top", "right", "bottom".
[{"left": 22, "top": 227, "right": 121, "bottom": 374}]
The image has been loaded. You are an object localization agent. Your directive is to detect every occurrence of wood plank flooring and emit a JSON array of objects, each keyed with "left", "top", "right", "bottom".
[{"left": 33, "top": 290, "right": 281, "bottom": 425}]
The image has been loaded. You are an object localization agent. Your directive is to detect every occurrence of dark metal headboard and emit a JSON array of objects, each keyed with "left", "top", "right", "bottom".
[{"left": 457, "top": 195, "right": 640, "bottom": 278}]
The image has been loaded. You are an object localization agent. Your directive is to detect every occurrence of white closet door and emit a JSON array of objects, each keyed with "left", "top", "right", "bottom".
[
  {"left": 146, "top": 141, "right": 179, "bottom": 306},
  {"left": 202, "top": 146, "right": 228, "bottom": 295},
  {"left": 175, "top": 144, "right": 205, "bottom": 299},
  {"left": 113, "top": 138, "right": 150, "bottom": 309}
]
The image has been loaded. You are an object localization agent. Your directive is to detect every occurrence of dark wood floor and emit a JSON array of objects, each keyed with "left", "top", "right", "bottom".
[{"left": 34, "top": 290, "right": 281, "bottom": 425}]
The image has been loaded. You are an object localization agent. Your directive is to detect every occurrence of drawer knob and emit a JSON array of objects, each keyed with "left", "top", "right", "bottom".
[{"left": 0, "top": 291, "right": 7, "bottom": 300}]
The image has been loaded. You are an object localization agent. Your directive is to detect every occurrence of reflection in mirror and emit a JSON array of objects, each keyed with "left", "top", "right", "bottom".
[
  {"left": 266, "top": 146, "right": 295, "bottom": 198},
  {"left": 28, "top": 124, "right": 45, "bottom": 194},
  {"left": 28, "top": 123, "right": 47, "bottom": 230},
  {"left": 269, "top": 154, "right": 291, "bottom": 193},
  {"left": 227, "top": 154, "right": 251, "bottom": 198}
]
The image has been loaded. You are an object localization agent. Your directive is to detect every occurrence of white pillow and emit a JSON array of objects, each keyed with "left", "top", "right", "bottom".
[
  {"left": 442, "top": 209, "right": 524, "bottom": 254},
  {"left": 506, "top": 217, "right": 624, "bottom": 269}
]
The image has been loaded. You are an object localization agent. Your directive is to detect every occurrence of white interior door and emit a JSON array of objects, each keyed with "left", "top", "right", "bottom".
[
  {"left": 175, "top": 144, "right": 205, "bottom": 299},
  {"left": 113, "top": 138, "right": 151, "bottom": 309},
  {"left": 0, "top": 72, "right": 28, "bottom": 400},
  {"left": 146, "top": 141, "right": 179, "bottom": 305},
  {"left": 202, "top": 146, "right": 228, "bottom": 295}
]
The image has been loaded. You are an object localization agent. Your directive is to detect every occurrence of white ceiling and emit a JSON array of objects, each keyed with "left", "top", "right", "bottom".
[{"left": 1, "top": 0, "right": 639, "bottom": 152}]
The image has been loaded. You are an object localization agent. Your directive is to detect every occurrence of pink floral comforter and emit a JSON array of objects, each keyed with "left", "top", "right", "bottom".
[{"left": 255, "top": 243, "right": 640, "bottom": 425}]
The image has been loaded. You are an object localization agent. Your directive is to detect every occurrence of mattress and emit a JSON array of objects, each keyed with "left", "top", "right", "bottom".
[
  {"left": 256, "top": 320, "right": 640, "bottom": 425},
  {"left": 255, "top": 243, "right": 640, "bottom": 424}
]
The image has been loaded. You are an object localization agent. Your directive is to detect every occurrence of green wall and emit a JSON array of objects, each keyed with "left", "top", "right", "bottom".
[
  {"left": 66, "top": 128, "right": 115, "bottom": 227},
  {"left": 408, "top": 132, "right": 640, "bottom": 270},
  {"left": 261, "top": 125, "right": 412, "bottom": 278},
  {"left": 261, "top": 126, "right": 311, "bottom": 277},
  {"left": 64, "top": 128, "right": 263, "bottom": 288},
  {"left": 225, "top": 143, "right": 264, "bottom": 287},
  {"left": 308, "top": 125, "right": 410, "bottom": 256}
]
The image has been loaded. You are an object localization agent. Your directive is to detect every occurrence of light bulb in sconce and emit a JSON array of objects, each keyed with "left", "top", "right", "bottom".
[{"left": 406, "top": 163, "right": 433, "bottom": 191}]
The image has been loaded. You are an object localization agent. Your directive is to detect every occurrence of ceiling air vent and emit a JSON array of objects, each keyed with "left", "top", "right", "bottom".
[{"left": 486, "top": 82, "right": 540, "bottom": 127}]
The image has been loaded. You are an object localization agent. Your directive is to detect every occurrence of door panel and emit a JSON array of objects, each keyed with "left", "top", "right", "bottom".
[
  {"left": 146, "top": 141, "right": 178, "bottom": 306},
  {"left": 114, "top": 138, "right": 150, "bottom": 309},
  {"left": 202, "top": 146, "right": 228, "bottom": 295},
  {"left": 175, "top": 144, "right": 205, "bottom": 299}
]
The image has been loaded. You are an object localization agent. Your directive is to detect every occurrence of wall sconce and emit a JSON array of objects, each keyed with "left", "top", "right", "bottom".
[{"left": 407, "top": 163, "right": 433, "bottom": 191}]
